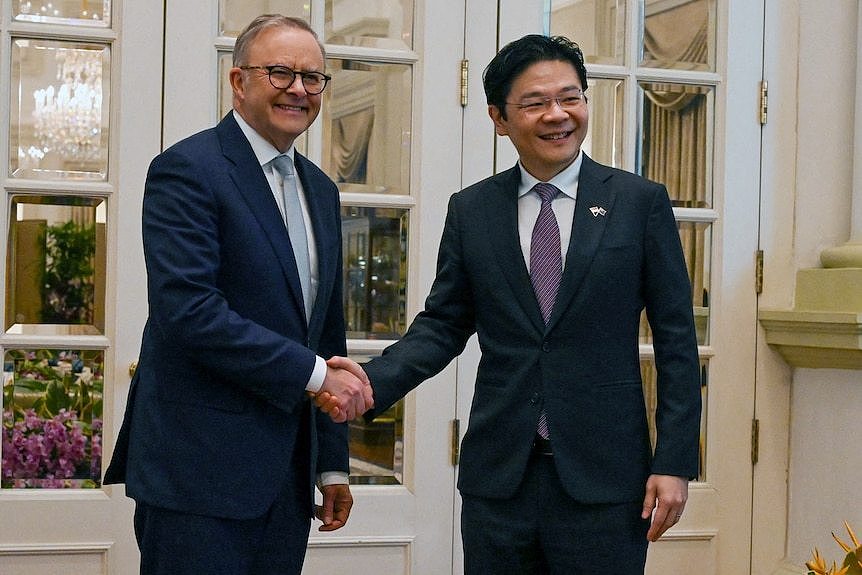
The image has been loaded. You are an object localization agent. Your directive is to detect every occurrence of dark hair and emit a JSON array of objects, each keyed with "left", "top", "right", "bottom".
[
  {"left": 483, "top": 34, "right": 587, "bottom": 119},
  {"left": 233, "top": 14, "right": 325, "bottom": 67}
]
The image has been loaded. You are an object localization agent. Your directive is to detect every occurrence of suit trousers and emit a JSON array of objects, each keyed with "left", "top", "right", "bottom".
[
  {"left": 133, "top": 449, "right": 312, "bottom": 575},
  {"left": 461, "top": 450, "right": 650, "bottom": 575}
]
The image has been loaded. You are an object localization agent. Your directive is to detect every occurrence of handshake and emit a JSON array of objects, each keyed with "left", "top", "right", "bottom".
[{"left": 309, "top": 356, "right": 374, "bottom": 423}]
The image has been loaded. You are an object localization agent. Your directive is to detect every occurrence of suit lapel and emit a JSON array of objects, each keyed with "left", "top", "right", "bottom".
[
  {"left": 547, "top": 155, "right": 617, "bottom": 329},
  {"left": 216, "top": 114, "right": 308, "bottom": 321},
  {"left": 485, "top": 166, "right": 547, "bottom": 333},
  {"left": 294, "top": 153, "right": 334, "bottom": 332}
]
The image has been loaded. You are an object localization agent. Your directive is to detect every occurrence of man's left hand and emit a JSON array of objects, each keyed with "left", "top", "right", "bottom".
[
  {"left": 641, "top": 474, "right": 688, "bottom": 541},
  {"left": 316, "top": 483, "right": 354, "bottom": 532}
]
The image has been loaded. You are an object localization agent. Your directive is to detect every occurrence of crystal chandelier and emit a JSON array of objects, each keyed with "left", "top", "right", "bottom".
[{"left": 32, "top": 47, "right": 103, "bottom": 162}]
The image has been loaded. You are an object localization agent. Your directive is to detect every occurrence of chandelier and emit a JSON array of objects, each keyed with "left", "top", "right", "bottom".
[
  {"left": 15, "top": 1, "right": 106, "bottom": 24},
  {"left": 32, "top": 47, "right": 103, "bottom": 162}
]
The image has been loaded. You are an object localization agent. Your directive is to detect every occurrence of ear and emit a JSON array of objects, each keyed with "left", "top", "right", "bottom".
[
  {"left": 229, "top": 67, "right": 246, "bottom": 102},
  {"left": 488, "top": 105, "right": 509, "bottom": 137}
]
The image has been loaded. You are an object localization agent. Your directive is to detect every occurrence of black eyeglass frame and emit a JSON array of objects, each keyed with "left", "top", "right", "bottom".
[{"left": 239, "top": 65, "right": 332, "bottom": 95}]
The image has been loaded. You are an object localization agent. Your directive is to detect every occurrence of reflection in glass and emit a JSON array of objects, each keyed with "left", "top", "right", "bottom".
[
  {"left": 641, "top": 357, "right": 707, "bottom": 481},
  {"left": 11, "top": 39, "right": 111, "bottom": 180},
  {"left": 325, "top": 0, "right": 414, "bottom": 50},
  {"left": 323, "top": 60, "right": 412, "bottom": 195},
  {"left": 219, "top": 0, "right": 309, "bottom": 37},
  {"left": 2, "top": 349, "right": 104, "bottom": 489},
  {"left": 6, "top": 196, "right": 106, "bottom": 336},
  {"left": 639, "top": 221, "right": 711, "bottom": 346},
  {"left": 641, "top": 0, "right": 715, "bottom": 71},
  {"left": 583, "top": 78, "right": 624, "bottom": 169},
  {"left": 342, "top": 207, "right": 407, "bottom": 339},
  {"left": 349, "top": 391, "right": 403, "bottom": 485},
  {"left": 639, "top": 82, "right": 713, "bottom": 208},
  {"left": 548, "top": 0, "right": 625, "bottom": 65},
  {"left": 13, "top": 0, "right": 110, "bottom": 27}
]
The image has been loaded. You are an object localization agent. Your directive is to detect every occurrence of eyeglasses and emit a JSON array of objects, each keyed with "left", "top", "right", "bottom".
[
  {"left": 239, "top": 65, "right": 331, "bottom": 95},
  {"left": 506, "top": 88, "right": 586, "bottom": 114}
]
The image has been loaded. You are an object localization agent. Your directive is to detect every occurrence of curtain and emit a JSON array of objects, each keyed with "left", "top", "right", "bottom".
[{"left": 332, "top": 108, "right": 375, "bottom": 184}]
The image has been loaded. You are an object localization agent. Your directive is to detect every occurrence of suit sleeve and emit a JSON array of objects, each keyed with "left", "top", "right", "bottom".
[
  {"left": 363, "top": 193, "right": 477, "bottom": 419},
  {"left": 313, "top": 191, "right": 350, "bottom": 474},
  {"left": 643, "top": 184, "right": 702, "bottom": 479}
]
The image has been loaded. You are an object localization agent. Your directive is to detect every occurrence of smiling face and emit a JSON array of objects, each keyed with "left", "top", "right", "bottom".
[
  {"left": 230, "top": 25, "right": 325, "bottom": 152},
  {"left": 489, "top": 59, "right": 589, "bottom": 182}
]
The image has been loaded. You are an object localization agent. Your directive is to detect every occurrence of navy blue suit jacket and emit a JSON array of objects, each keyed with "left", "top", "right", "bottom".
[
  {"left": 364, "top": 156, "right": 701, "bottom": 504},
  {"left": 105, "top": 113, "right": 348, "bottom": 520}
]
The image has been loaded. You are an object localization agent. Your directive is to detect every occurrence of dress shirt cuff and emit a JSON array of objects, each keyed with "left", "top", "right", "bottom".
[
  {"left": 317, "top": 471, "right": 349, "bottom": 487},
  {"left": 305, "top": 355, "right": 327, "bottom": 393}
]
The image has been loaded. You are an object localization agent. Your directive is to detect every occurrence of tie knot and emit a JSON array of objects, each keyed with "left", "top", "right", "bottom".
[
  {"left": 533, "top": 182, "right": 559, "bottom": 204},
  {"left": 272, "top": 155, "right": 294, "bottom": 177}
]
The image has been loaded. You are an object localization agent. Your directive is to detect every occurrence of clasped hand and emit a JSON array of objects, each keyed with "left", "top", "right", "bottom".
[{"left": 311, "top": 356, "right": 373, "bottom": 423}]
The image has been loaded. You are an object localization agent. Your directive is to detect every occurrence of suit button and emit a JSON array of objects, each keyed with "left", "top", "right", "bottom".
[
  {"left": 530, "top": 393, "right": 540, "bottom": 404},
  {"left": 542, "top": 342, "right": 551, "bottom": 352}
]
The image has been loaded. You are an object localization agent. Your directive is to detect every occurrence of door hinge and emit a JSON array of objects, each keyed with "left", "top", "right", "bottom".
[
  {"left": 759, "top": 80, "right": 768, "bottom": 125},
  {"left": 751, "top": 418, "right": 760, "bottom": 465},
  {"left": 755, "top": 249, "right": 764, "bottom": 294},
  {"left": 460, "top": 59, "right": 469, "bottom": 107},
  {"left": 451, "top": 418, "right": 461, "bottom": 465}
]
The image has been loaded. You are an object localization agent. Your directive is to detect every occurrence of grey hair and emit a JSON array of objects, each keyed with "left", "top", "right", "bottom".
[{"left": 232, "top": 14, "right": 325, "bottom": 67}]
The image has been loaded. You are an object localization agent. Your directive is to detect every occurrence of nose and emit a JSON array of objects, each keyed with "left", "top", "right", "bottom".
[
  {"left": 285, "top": 73, "right": 307, "bottom": 94},
  {"left": 543, "top": 98, "right": 568, "bottom": 117}
]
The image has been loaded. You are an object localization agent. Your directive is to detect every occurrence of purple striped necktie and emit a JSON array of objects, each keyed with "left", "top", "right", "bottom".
[{"left": 530, "top": 182, "right": 562, "bottom": 440}]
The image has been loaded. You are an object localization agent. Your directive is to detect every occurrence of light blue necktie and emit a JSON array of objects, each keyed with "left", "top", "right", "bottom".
[{"left": 272, "top": 155, "right": 312, "bottom": 321}]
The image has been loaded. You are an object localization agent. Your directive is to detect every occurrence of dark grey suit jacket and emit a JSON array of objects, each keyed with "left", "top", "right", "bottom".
[
  {"left": 105, "top": 113, "right": 349, "bottom": 520},
  {"left": 364, "top": 155, "right": 701, "bottom": 504}
]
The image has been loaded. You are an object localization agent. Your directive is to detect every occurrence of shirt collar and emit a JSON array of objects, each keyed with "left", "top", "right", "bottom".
[
  {"left": 517, "top": 151, "right": 583, "bottom": 200},
  {"left": 232, "top": 110, "right": 295, "bottom": 167}
]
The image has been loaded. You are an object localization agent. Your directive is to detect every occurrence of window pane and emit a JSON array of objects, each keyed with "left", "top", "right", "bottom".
[
  {"left": 219, "top": 0, "right": 310, "bottom": 37},
  {"left": 6, "top": 195, "right": 106, "bottom": 336},
  {"left": 549, "top": 0, "right": 625, "bottom": 65},
  {"left": 2, "top": 349, "right": 104, "bottom": 489},
  {"left": 348, "top": 376, "right": 403, "bottom": 486},
  {"left": 11, "top": 39, "right": 111, "bottom": 180},
  {"left": 322, "top": 59, "right": 412, "bottom": 195},
  {"left": 641, "top": 357, "right": 707, "bottom": 481},
  {"left": 639, "top": 221, "right": 711, "bottom": 346},
  {"left": 639, "top": 82, "right": 713, "bottom": 208},
  {"left": 13, "top": 0, "right": 110, "bottom": 27},
  {"left": 583, "top": 78, "right": 624, "bottom": 168},
  {"left": 342, "top": 206, "right": 408, "bottom": 339},
  {"left": 641, "top": 0, "right": 715, "bottom": 71},
  {"left": 325, "top": 0, "right": 414, "bottom": 50}
]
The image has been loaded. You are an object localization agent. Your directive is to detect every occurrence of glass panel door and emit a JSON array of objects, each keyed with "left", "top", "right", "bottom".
[
  {"left": 1, "top": 1, "right": 163, "bottom": 572},
  {"left": 458, "top": 1, "right": 764, "bottom": 573}
]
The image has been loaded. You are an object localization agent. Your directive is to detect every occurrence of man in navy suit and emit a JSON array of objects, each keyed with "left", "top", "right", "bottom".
[
  {"left": 105, "top": 15, "right": 372, "bottom": 575},
  {"left": 326, "top": 34, "right": 701, "bottom": 574}
]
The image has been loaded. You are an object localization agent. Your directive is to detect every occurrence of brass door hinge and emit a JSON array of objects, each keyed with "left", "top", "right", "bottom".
[
  {"left": 460, "top": 59, "right": 469, "bottom": 107},
  {"left": 755, "top": 249, "right": 764, "bottom": 294},
  {"left": 451, "top": 419, "right": 461, "bottom": 465},
  {"left": 759, "top": 81, "right": 768, "bottom": 125},
  {"left": 751, "top": 418, "right": 760, "bottom": 465}
]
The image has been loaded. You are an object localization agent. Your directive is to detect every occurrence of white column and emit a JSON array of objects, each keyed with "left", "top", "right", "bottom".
[{"left": 821, "top": 0, "right": 862, "bottom": 267}]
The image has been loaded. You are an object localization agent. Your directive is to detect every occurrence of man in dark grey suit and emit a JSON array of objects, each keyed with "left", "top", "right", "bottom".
[
  {"left": 105, "top": 15, "right": 371, "bottom": 575},
  {"left": 326, "top": 34, "right": 701, "bottom": 574}
]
